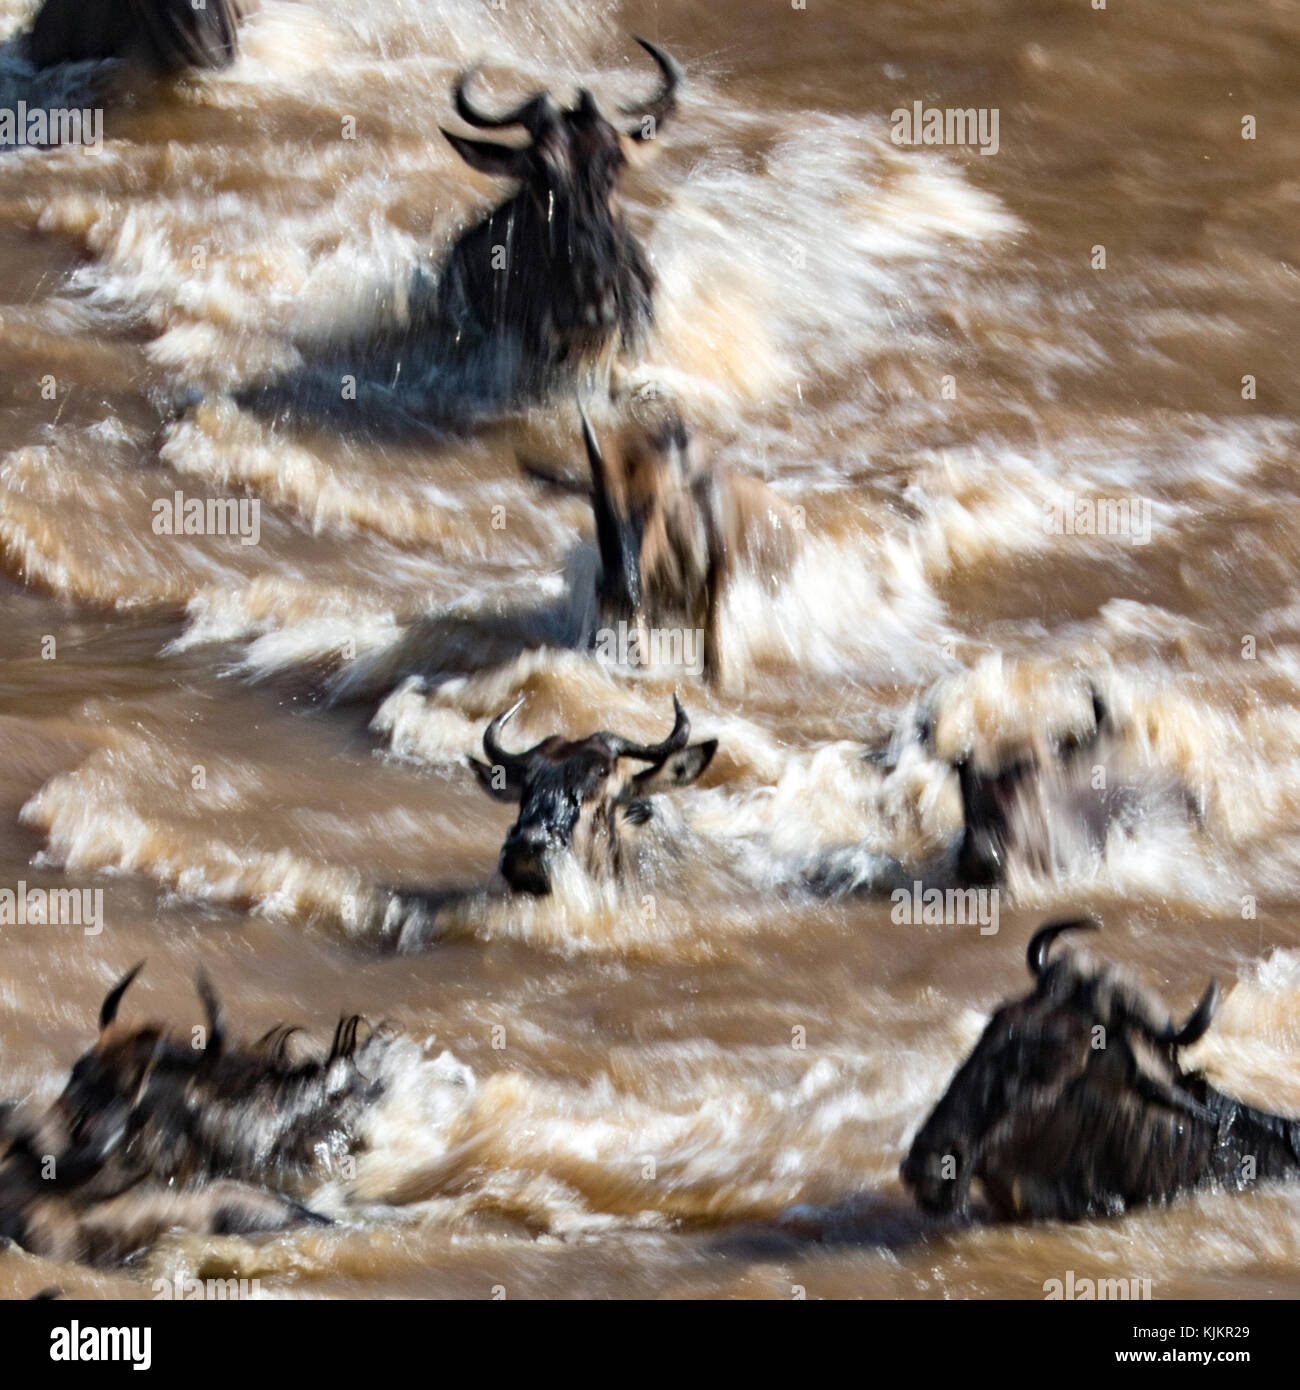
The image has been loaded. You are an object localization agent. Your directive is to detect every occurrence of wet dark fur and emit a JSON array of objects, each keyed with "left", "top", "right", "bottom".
[
  {"left": 0, "top": 968, "right": 386, "bottom": 1265},
  {"left": 470, "top": 695, "right": 716, "bottom": 895},
  {"left": 902, "top": 921, "right": 1300, "bottom": 1222},
  {"left": 922, "top": 688, "right": 1201, "bottom": 887},
  {"left": 427, "top": 42, "right": 679, "bottom": 403},
  {"left": 435, "top": 140, "right": 655, "bottom": 390},
  {"left": 24, "top": 0, "right": 253, "bottom": 73},
  {"left": 580, "top": 408, "right": 800, "bottom": 686}
]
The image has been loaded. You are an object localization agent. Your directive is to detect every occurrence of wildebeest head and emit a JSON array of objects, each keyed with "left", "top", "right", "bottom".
[
  {"left": 469, "top": 694, "right": 716, "bottom": 895},
  {"left": 900, "top": 918, "right": 1240, "bottom": 1222},
  {"left": 437, "top": 38, "right": 681, "bottom": 376},
  {"left": 922, "top": 679, "right": 1199, "bottom": 886},
  {"left": 33, "top": 961, "right": 206, "bottom": 1189},
  {"left": 928, "top": 683, "right": 1112, "bottom": 886}
]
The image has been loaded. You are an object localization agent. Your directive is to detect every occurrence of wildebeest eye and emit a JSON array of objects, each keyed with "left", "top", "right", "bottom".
[{"left": 581, "top": 760, "right": 614, "bottom": 793}]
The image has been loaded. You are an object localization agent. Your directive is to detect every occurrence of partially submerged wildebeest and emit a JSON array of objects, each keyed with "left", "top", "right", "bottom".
[
  {"left": 435, "top": 38, "right": 681, "bottom": 393},
  {"left": 0, "top": 964, "right": 387, "bottom": 1264},
  {"left": 21, "top": 0, "right": 253, "bottom": 72},
  {"left": 920, "top": 680, "right": 1201, "bottom": 887},
  {"left": 578, "top": 404, "right": 801, "bottom": 685},
  {"left": 902, "top": 918, "right": 1300, "bottom": 1222},
  {"left": 469, "top": 694, "right": 716, "bottom": 895}
]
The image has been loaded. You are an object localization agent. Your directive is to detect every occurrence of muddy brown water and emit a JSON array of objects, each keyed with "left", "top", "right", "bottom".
[{"left": 0, "top": 0, "right": 1298, "bottom": 1298}]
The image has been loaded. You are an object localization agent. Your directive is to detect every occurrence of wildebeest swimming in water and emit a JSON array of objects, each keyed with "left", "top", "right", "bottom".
[
  {"left": 20, "top": 0, "right": 253, "bottom": 73},
  {"left": 802, "top": 674, "right": 1202, "bottom": 901},
  {"left": 902, "top": 918, "right": 1300, "bottom": 1222},
  {"left": 242, "top": 39, "right": 683, "bottom": 435},
  {"left": 432, "top": 38, "right": 681, "bottom": 399},
  {"left": 469, "top": 694, "right": 716, "bottom": 896},
  {"left": 574, "top": 402, "right": 801, "bottom": 687},
  {"left": 0, "top": 963, "right": 389, "bottom": 1264},
  {"left": 917, "top": 677, "right": 1203, "bottom": 888}
]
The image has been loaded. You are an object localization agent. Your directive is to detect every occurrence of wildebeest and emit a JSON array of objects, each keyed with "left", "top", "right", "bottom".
[
  {"left": 577, "top": 403, "right": 801, "bottom": 686},
  {"left": 21, "top": 0, "right": 254, "bottom": 73},
  {"left": 920, "top": 679, "right": 1201, "bottom": 887},
  {"left": 434, "top": 38, "right": 681, "bottom": 393},
  {"left": 469, "top": 694, "right": 716, "bottom": 895},
  {"left": 901, "top": 918, "right": 1300, "bottom": 1222},
  {"left": 0, "top": 964, "right": 388, "bottom": 1264}
]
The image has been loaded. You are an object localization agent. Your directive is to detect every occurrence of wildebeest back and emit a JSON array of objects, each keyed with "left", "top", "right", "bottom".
[{"left": 25, "top": 0, "right": 253, "bottom": 72}]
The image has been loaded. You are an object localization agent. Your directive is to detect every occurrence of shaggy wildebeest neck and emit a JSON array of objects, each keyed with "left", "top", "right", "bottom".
[
  {"left": 901, "top": 919, "right": 1300, "bottom": 1222},
  {"left": 23, "top": 0, "right": 253, "bottom": 73},
  {"left": 470, "top": 694, "right": 716, "bottom": 895},
  {"left": 435, "top": 39, "right": 679, "bottom": 394}
]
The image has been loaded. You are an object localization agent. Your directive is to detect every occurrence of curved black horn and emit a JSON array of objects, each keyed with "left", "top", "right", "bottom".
[
  {"left": 257, "top": 1023, "right": 302, "bottom": 1069},
  {"left": 1161, "top": 979, "right": 1219, "bottom": 1048},
  {"left": 1087, "top": 680, "right": 1111, "bottom": 735},
  {"left": 99, "top": 962, "right": 145, "bottom": 1031},
  {"left": 195, "top": 970, "right": 224, "bottom": 1059},
  {"left": 483, "top": 697, "right": 532, "bottom": 768},
  {"left": 328, "top": 1014, "right": 370, "bottom": 1065},
  {"left": 454, "top": 68, "right": 557, "bottom": 136},
  {"left": 1027, "top": 917, "right": 1099, "bottom": 978},
  {"left": 605, "top": 695, "right": 692, "bottom": 763},
  {"left": 578, "top": 399, "right": 603, "bottom": 478},
  {"left": 578, "top": 398, "right": 641, "bottom": 611},
  {"left": 620, "top": 37, "right": 682, "bottom": 135}
]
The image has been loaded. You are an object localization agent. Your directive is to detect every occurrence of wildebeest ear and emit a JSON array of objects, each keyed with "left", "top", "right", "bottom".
[
  {"left": 630, "top": 739, "right": 718, "bottom": 793},
  {"left": 468, "top": 756, "right": 525, "bottom": 803},
  {"left": 441, "top": 129, "right": 533, "bottom": 181}
]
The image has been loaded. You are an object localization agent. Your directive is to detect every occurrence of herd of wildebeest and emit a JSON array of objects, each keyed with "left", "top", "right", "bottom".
[{"left": 2, "top": 0, "right": 1298, "bottom": 1280}]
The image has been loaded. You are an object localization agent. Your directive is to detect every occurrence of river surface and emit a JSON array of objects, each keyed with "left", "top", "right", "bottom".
[{"left": 0, "top": 0, "right": 1299, "bottom": 1299}]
